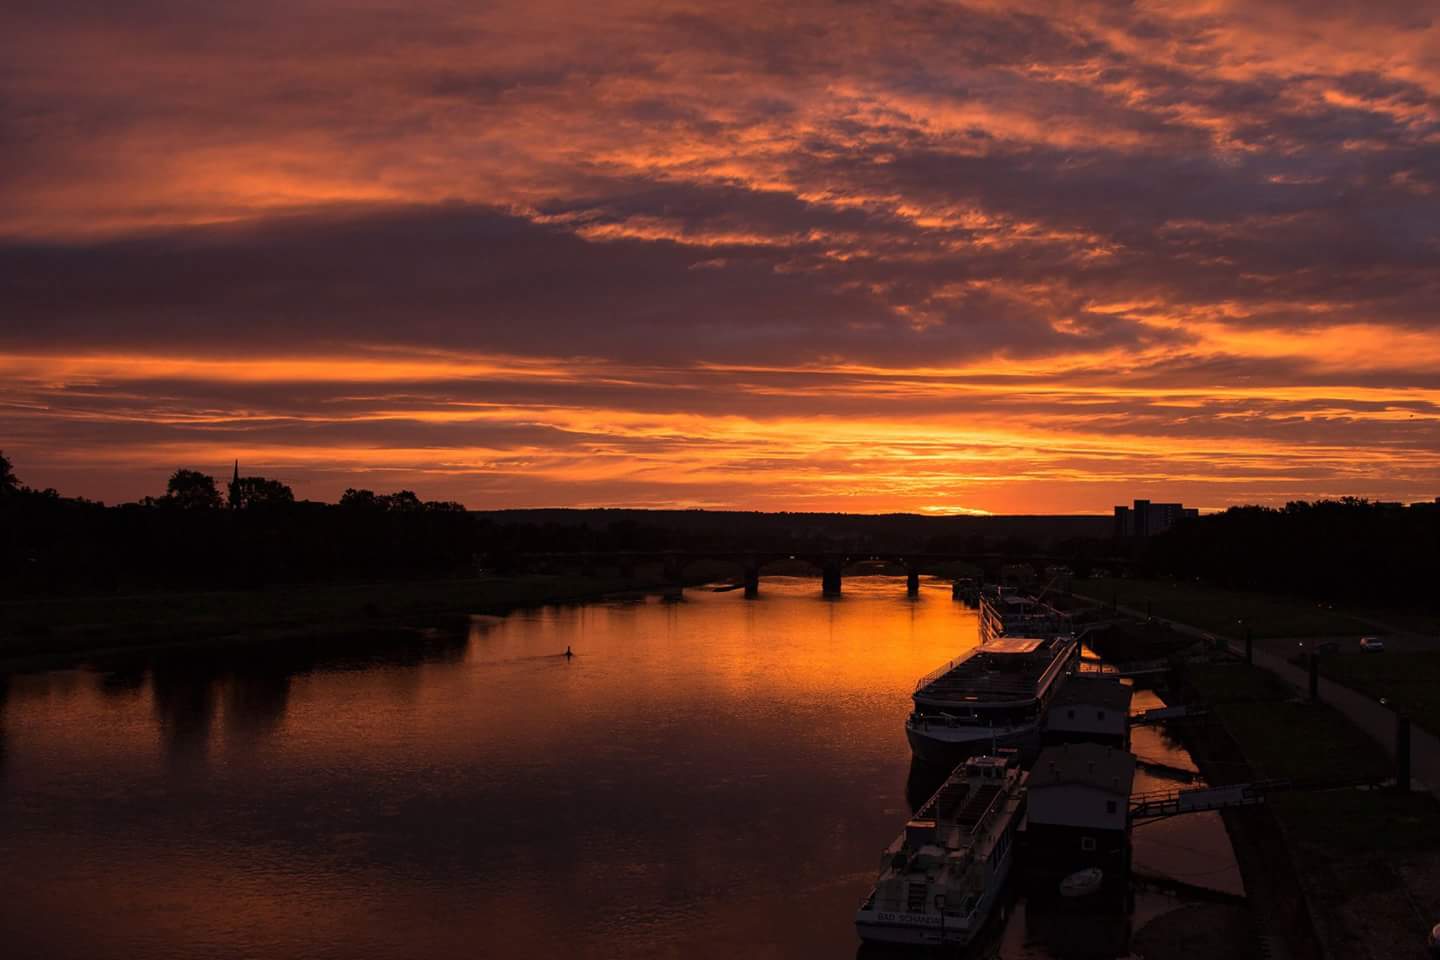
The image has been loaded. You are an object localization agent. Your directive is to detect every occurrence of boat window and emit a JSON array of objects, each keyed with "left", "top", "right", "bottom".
[
  {"left": 1106, "top": 800, "right": 1117, "bottom": 814},
  {"left": 1080, "top": 836, "right": 1096, "bottom": 852},
  {"left": 1066, "top": 709, "right": 1075, "bottom": 719},
  {"left": 1097, "top": 711, "right": 1106, "bottom": 720}
]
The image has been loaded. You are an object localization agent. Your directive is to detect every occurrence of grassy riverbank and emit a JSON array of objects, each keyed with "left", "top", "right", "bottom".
[
  {"left": 0, "top": 571, "right": 701, "bottom": 665},
  {"left": 1183, "top": 661, "right": 1440, "bottom": 957},
  {"left": 1186, "top": 664, "right": 1390, "bottom": 785},
  {"left": 1317, "top": 652, "right": 1440, "bottom": 738},
  {"left": 1079, "top": 578, "right": 1378, "bottom": 639}
]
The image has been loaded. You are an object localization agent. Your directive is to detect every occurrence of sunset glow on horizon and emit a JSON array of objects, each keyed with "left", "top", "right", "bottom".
[{"left": 4, "top": 0, "right": 1439, "bottom": 513}]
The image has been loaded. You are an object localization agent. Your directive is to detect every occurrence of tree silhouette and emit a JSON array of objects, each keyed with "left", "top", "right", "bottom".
[
  {"left": 381, "top": 490, "right": 423, "bottom": 512},
  {"left": 0, "top": 450, "right": 18, "bottom": 495},
  {"left": 339, "top": 488, "right": 381, "bottom": 510},
  {"left": 230, "top": 476, "right": 295, "bottom": 509},
  {"left": 164, "top": 469, "right": 222, "bottom": 510},
  {"left": 340, "top": 488, "right": 443, "bottom": 512}
]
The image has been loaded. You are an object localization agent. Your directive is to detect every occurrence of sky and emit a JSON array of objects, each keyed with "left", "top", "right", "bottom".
[{"left": 3, "top": 0, "right": 1439, "bottom": 514}]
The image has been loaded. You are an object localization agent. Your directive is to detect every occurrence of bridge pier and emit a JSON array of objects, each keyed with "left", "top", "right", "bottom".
[
  {"left": 821, "top": 561, "right": 843, "bottom": 597},
  {"left": 906, "top": 566, "right": 920, "bottom": 597},
  {"left": 743, "top": 560, "right": 761, "bottom": 599}
]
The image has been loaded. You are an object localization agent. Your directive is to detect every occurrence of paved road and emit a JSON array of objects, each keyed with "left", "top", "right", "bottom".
[{"left": 1089, "top": 599, "right": 1440, "bottom": 798}]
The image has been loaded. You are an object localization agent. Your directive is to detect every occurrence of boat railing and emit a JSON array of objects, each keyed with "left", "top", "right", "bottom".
[
  {"left": 1033, "top": 639, "right": 1078, "bottom": 691},
  {"left": 916, "top": 690, "right": 1041, "bottom": 709},
  {"left": 916, "top": 677, "right": 1039, "bottom": 700},
  {"left": 909, "top": 713, "right": 1025, "bottom": 730},
  {"left": 914, "top": 653, "right": 978, "bottom": 691}
]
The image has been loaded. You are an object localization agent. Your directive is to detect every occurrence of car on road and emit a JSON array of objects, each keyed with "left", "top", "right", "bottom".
[{"left": 1359, "top": 636, "right": 1385, "bottom": 653}]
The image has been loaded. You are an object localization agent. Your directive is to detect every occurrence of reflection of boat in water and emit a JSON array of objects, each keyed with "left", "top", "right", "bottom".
[
  {"left": 856, "top": 753, "right": 1025, "bottom": 946},
  {"left": 1060, "top": 867, "right": 1104, "bottom": 898},
  {"left": 905, "top": 634, "right": 1078, "bottom": 766}
]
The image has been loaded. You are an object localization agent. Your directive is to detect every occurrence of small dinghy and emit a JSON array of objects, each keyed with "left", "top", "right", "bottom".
[{"left": 1059, "top": 867, "right": 1103, "bottom": 898}]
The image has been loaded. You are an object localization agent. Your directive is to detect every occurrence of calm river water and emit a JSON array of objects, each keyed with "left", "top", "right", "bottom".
[{"left": 0, "top": 577, "right": 1239, "bottom": 959}]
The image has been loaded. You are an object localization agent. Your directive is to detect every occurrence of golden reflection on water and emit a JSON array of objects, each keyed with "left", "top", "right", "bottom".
[
  {"left": 0, "top": 580, "right": 1240, "bottom": 958},
  {"left": 1129, "top": 687, "right": 1246, "bottom": 898},
  {"left": 0, "top": 577, "right": 983, "bottom": 959}
]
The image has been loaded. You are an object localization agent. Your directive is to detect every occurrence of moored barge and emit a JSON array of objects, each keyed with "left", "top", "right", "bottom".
[
  {"left": 906, "top": 634, "right": 1078, "bottom": 766},
  {"left": 856, "top": 753, "right": 1026, "bottom": 946}
]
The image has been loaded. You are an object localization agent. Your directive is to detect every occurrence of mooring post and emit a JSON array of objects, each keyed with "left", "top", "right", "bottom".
[
  {"left": 906, "top": 566, "right": 920, "bottom": 598},
  {"left": 822, "top": 560, "right": 842, "bottom": 597},
  {"left": 1308, "top": 652, "right": 1319, "bottom": 702},
  {"left": 1397, "top": 711, "right": 1412, "bottom": 792}
]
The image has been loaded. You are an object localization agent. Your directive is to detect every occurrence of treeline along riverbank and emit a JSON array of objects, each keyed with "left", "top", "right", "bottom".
[
  {"left": 5, "top": 450, "right": 1439, "bottom": 661},
  {"left": 0, "top": 453, "right": 1110, "bottom": 600},
  {"left": 0, "top": 571, "right": 699, "bottom": 667},
  {"left": 1143, "top": 498, "right": 1440, "bottom": 611}
]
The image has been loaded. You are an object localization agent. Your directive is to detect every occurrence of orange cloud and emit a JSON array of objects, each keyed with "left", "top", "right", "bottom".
[{"left": 3, "top": 1, "right": 1439, "bottom": 510}]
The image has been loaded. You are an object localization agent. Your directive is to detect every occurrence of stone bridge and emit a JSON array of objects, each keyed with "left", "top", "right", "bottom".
[{"left": 513, "top": 550, "right": 1072, "bottom": 598}]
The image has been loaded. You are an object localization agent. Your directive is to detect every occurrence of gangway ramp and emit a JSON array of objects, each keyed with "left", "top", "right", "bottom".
[
  {"left": 1129, "top": 779, "right": 1290, "bottom": 824},
  {"left": 1129, "top": 704, "right": 1206, "bottom": 726},
  {"left": 1077, "top": 657, "right": 1171, "bottom": 679}
]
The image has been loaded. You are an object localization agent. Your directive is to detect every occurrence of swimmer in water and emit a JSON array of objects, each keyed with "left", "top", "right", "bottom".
[{"left": 564, "top": 645, "right": 573, "bottom": 658}]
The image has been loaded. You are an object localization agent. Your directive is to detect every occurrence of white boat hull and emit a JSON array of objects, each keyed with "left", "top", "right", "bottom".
[{"left": 855, "top": 848, "right": 1011, "bottom": 945}]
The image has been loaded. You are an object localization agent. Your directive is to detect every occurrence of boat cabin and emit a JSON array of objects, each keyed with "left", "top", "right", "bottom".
[
  {"left": 1043, "top": 676, "right": 1133, "bottom": 748},
  {"left": 1024, "top": 744, "right": 1135, "bottom": 901}
]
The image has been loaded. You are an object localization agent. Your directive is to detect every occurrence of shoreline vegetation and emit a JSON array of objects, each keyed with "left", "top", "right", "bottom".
[{"left": 0, "top": 569, "right": 716, "bottom": 670}]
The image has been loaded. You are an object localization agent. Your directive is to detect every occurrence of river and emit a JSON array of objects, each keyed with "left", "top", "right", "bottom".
[{"left": 0, "top": 576, "right": 1239, "bottom": 958}]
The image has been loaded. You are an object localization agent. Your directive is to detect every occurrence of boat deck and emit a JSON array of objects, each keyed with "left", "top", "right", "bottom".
[
  {"left": 955, "top": 783, "right": 1002, "bottom": 827},
  {"left": 917, "top": 639, "right": 1069, "bottom": 703}
]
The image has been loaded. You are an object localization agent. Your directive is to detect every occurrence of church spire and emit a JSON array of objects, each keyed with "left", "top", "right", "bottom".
[{"left": 229, "top": 460, "right": 240, "bottom": 509}]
